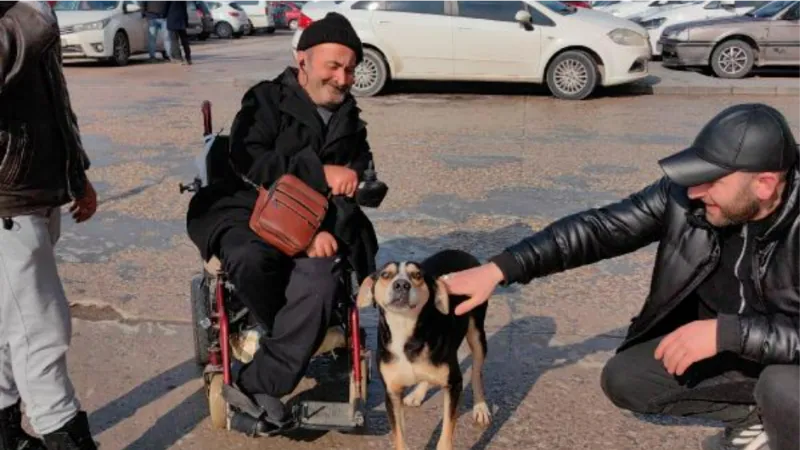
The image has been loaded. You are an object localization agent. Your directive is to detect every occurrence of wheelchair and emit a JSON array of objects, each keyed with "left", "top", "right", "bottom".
[{"left": 180, "top": 101, "right": 388, "bottom": 436}]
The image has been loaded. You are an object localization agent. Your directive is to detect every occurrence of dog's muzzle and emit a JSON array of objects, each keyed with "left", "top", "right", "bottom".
[{"left": 388, "top": 279, "right": 414, "bottom": 308}]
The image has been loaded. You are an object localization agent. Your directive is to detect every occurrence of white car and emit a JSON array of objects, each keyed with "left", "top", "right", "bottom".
[
  {"left": 55, "top": 0, "right": 167, "bottom": 66},
  {"left": 207, "top": 1, "right": 252, "bottom": 38},
  {"left": 292, "top": 1, "right": 651, "bottom": 100},
  {"left": 634, "top": 0, "right": 764, "bottom": 54},
  {"left": 236, "top": 0, "right": 276, "bottom": 33},
  {"left": 596, "top": 1, "right": 700, "bottom": 18}
]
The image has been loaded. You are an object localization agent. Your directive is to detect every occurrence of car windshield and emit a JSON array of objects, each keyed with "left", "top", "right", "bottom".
[
  {"left": 538, "top": 1, "right": 578, "bottom": 15},
  {"left": 53, "top": 1, "right": 119, "bottom": 11},
  {"left": 593, "top": 1, "right": 620, "bottom": 6},
  {"left": 745, "top": 0, "right": 795, "bottom": 17}
]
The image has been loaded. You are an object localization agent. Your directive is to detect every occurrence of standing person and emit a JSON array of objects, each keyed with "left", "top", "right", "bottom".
[
  {"left": 166, "top": 1, "right": 191, "bottom": 65},
  {"left": 141, "top": 1, "right": 171, "bottom": 62},
  {"left": 442, "top": 103, "right": 798, "bottom": 450},
  {"left": 0, "top": 2, "right": 98, "bottom": 450}
]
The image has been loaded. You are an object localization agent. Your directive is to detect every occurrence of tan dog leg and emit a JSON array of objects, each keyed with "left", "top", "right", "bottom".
[
  {"left": 403, "top": 381, "right": 429, "bottom": 407},
  {"left": 436, "top": 377, "right": 462, "bottom": 450},
  {"left": 467, "top": 316, "right": 491, "bottom": 427},
  {"left": 385, "top": 384, "right": 409, "bottom": 450}
]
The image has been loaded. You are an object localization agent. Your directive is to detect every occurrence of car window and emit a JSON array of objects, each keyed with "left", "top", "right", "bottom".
[
  {"left": 734, "top": 1, "right": 763, "bottom": 8},
  {"left": 745, "top": 0, "right": 795, "bottom": 17},
  {"left": 457, "top": 1, "right": 526, "bottom": 22},
  {"left": 238, "top": 1, "right": 259, "bottom": 4},
  {"left": 53, "top": 1, "right": 119, "bottom": 10},
  {"left": 384, "top": 1, "right": 446, "bottom": 14},
  {"left": 352, "top": 1, "right": 381, "bottom": 10},
  {"left": 782, "top": 2, "right": 799, "bottom": 19},
  {"left": 526, "top": 3, "right": 556, "bottom": 26},
  {"left": 539, "top": 1, "right": 579, "bottom": 15}
]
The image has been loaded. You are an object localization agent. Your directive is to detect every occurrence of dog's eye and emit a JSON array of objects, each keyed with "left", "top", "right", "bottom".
[
  {"left": 410, "top": 272, "right": 422, "bottom": 280},
  {"left": 380, "top": 271, "right": 392, "bottom": 279}
]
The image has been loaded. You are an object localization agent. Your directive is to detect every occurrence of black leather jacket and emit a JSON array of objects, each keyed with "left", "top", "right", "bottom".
[
  {"left": 0, "top": 2, "right": 90, "bottom": 217},
  {"left": 492, "top": 155, "right": 799, "bottom": 365}
]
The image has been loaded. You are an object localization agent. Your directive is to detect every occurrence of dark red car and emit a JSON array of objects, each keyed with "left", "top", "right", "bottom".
[
  {"left": 564, "top": 1, "right": 592, "bottom": 8},
  {"left": 272, "top": 1, "right": 305, "bottom": 30}
]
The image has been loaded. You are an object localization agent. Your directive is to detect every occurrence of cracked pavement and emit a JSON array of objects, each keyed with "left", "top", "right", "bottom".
[{"left": 51, "top": 32, "right": 799, "bottom": 450}]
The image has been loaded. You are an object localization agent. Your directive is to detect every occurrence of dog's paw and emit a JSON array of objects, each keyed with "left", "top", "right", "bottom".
[
  {"left": 403, "top": 383, "right": 428, "bottom": 407},
  {"left": 472, "top": 402, "right": 492, "bottom": 427}
]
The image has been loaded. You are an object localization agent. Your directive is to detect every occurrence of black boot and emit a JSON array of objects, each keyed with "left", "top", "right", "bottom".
[
  {"left": 0, "top": 400, "right": 46, "bottom": 450},
  {"left": 41, "top": 412, "right": 96, "bottom": 450}
]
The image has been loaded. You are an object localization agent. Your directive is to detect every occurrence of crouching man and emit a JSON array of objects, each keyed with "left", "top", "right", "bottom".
[
  {"left": 0, "top": 2, "right": 98, "bottom": 449},
  {"left": 443, "top": 103, "right": 798, "bottom": 450},
  {"left": 187, "top": 12, "right": 380, "bottom": 432}
]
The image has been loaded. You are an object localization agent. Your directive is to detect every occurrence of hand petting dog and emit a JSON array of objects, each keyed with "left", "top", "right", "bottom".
[{"left": 441, "top": 262, "right": 505, "bottom": 316}]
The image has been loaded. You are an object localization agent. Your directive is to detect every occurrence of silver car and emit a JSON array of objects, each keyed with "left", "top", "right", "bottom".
[{"left": 659, "top": 0, "right": 799, "bottom": 78}]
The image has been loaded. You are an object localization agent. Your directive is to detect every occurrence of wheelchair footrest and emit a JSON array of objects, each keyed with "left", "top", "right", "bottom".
[{"left": 294, "top": 400, "right": 365, "bottom": 430}]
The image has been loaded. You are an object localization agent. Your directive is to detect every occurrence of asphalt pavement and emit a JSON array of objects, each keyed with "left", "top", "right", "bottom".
[{"left": 52, "top": 32, "right": 800, "bottom": 450}]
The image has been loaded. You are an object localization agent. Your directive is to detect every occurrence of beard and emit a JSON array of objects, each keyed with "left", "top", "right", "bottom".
[{"left": 705, "top": 188, "right": 761, "bottom": 227}]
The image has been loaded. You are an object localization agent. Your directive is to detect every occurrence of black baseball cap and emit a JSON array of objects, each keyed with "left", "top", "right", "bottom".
[{"left": 659, "top": 103, "right": 798, "bottom": 187}]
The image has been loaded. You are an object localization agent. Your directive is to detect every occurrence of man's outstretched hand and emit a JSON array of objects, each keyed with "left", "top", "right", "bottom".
[
  {"left": 654, "top": 319, "right": 718, "bottom": 376},
  {"left": 323, "top": 165, "right": 358, "bottom": 197},
  {"left": 69, "top": 180, "right": 97, "bottom": 223},
  {"left": 441, "top": 263, "right": 505, "bottom": 315}
]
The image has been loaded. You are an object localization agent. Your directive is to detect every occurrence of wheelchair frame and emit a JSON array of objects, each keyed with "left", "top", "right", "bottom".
[{"left": 183, "top": 101, "right": 371, "bottom": 434}]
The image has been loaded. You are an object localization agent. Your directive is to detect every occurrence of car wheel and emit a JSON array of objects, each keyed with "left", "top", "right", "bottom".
[
  {"left": 289, "top": 19, "right": 298, "bottom": 31},
  {"left": 215, "top": 22, "right": 234, "bottom": 39},
  {"left": 110, "top": 31, "right": 130, "bottom": 66},
  {"left": 711, "top": 39, "right": 754, "bottom": 79},
  {"left": 352, "top": 48, "right": 388, "bottom": 97},
  {"left": 546, "top": 50, "right": 598, "bottom": 100}
]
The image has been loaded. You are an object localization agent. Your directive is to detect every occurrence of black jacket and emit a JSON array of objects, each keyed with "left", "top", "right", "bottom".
[
  {"left": 166, "top": 1, "right": 188, "bottom": 31},
  {"left": 141, "top": 1, "right": 169, "bottom": 19},
  {"left": 491, "top": 153, "right": 799, "bottom": 366},
  {"left": 186, "top": 68, "right": 379, "bottom": 281},
  {"left": 0, "top": 2, "right": 90, "bottom": 217}
]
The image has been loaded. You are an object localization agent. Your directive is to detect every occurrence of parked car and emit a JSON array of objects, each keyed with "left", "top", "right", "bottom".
[
  {"left": 236, "top": 0, "right": 276, "bottom": 33},
  {"left": 273, "top": 1, "right": 306, "bottom": 29},
  {"left": 187, "top": 1, "right": 214, "bottom": 40},
  {"left": 660, "top": 0, "right": 799, "bottom": 77},
  {"left": 563, "top": 1, "right": 593, "bottom": 8},
  {"left": 56, "top": 0, "right": 169, "bottom": 65},
  {"left": 596, "top": 0, "right": 699, "bottom": 19},
  {"left": 633, "top": 0, "right": 763, "bottom": 55},
  {"left": 292, "top": 1, "right": 652, "bottom": 100},
  {"left": 207, "top": 1, "right": 252, "bottom": 38}
]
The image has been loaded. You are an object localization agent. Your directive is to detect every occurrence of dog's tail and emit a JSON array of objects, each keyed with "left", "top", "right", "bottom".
[{"left": 421, "top": 249, "right": 481, "bottom": 279}]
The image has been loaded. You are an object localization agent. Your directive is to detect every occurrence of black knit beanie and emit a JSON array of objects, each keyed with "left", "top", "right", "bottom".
[{"left": 296, "top": 12, "right": 363, "bottom": 63}]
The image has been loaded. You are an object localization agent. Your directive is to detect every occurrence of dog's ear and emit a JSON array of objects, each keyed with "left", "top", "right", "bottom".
[
  {"left": 356, "top": 274, "right": 376, "bottom": 308},
  {"left": 434, "top": 277, "right": 450, "bottom": 315}
]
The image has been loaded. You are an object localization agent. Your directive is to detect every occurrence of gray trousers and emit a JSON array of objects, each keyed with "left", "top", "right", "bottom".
[{"left": 0, "top": 208, "right": 79, "bottom": 434}]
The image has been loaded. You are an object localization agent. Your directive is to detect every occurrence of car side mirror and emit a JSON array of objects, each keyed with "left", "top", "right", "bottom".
[
  {"left": 515, "top": 10, "right": 534, "bottom": 30},
  {"left": 704, "top": 1, "right": 720, "bottom": 9},
  {"left": 124, "top": 3, "right": 141, "bottom": 13},
  {"left": 720, "top": 0, "right": 735, "bottom": 9}
]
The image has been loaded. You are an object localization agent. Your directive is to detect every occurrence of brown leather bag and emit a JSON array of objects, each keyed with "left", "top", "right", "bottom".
[{"left": 248, "top": 174, "right": 329, "bottom": 257}]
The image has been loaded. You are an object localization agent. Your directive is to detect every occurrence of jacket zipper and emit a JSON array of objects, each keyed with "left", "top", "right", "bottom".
[{"left": 735, "top": 224, "right": 749, "bottom": 314}]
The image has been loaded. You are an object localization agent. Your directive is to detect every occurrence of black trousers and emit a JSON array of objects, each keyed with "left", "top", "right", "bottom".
[
  {"left": 170, "top": 30, "right": 191, "bottom": 62},
  {"left": 601, "top": 336, "right": 767, "bottom": 428},
  {"left": 218, "top": 226, "right": 340, "bottom": 398},
  {"left": 754, "top": 365, "right": 799, "bottom": 450}
]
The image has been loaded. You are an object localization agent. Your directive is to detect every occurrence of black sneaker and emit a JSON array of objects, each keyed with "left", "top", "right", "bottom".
[
  {"left": 0, "top": 401, "right": 46, "bottom": 450},
  {"left": 41, "top": 412, "right": 97, "bottom": 450},
  {"left": 702, "top": 423, "right": 770, "bottom": 450}
]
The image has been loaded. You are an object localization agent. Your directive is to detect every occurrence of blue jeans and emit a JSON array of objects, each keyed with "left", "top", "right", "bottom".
[{"left": 147, "top": 17, "right": 171, "bottom": 59}]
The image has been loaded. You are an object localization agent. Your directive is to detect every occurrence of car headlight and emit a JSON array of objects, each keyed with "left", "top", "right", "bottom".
[
  {"left": 663, "top": 27, "right": 689, "bottom": 41},
  {"left": 608, "top": 28, "right": 647, "bottom": 46},
  {"left": 639, "top": 17, "right": 667, "bottom": 29},
  {"left": 73, "top": 18, "right": 111, "bottom": 32}
]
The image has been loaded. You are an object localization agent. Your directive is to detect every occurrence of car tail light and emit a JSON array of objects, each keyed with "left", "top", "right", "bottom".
[
  {"left": 228, "top": 11, "right": 240, "bottom": 17},
  {"left": 298, "top": 13, "right": 313, "bottom": 29},
  {"left": 196, "top": 10, "right": 203, "bottom": 18}
]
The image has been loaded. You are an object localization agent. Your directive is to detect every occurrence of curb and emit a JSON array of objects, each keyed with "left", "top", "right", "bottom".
[
  {"left": 628, "top": 83, "right": 799, "bottom": 96},
  {"left": 233, "top": 77, "right": 799, "bottom": 97}
]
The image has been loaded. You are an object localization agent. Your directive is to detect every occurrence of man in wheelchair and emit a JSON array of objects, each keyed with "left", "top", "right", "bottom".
[{"left": 186, "top": 12, "right": 383, "bottom": 433}]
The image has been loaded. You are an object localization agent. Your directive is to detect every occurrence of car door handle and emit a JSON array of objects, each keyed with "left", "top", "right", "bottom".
[
  {"left": 457, "top": 26, "right": 472, "bottom": 30},
  {"left": 377, "top": 20, "right": 391, "bottom": 24}
]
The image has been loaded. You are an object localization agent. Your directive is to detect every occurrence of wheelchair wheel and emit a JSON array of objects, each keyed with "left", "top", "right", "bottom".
[
  {"left": 207, "top": 373, "right": 228, "bottom": 429},
  {"left": 191, "top": 273, "right": 212, "bottom": 366}
]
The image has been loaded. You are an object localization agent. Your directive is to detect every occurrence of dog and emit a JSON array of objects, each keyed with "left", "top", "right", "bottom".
[{"left": 356, "top": 249, "right": 491, "bottom": 450}]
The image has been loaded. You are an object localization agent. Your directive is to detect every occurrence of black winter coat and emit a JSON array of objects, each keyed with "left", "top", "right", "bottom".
[
  {"left": 493, "top": 153, "right": 799, "bottom": 365},
  {"left": 186, "top": 67, "right": 379, "bottom": 281},
  {"left": 166, "top": 1, "right": 188, "bottom": 31}
]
